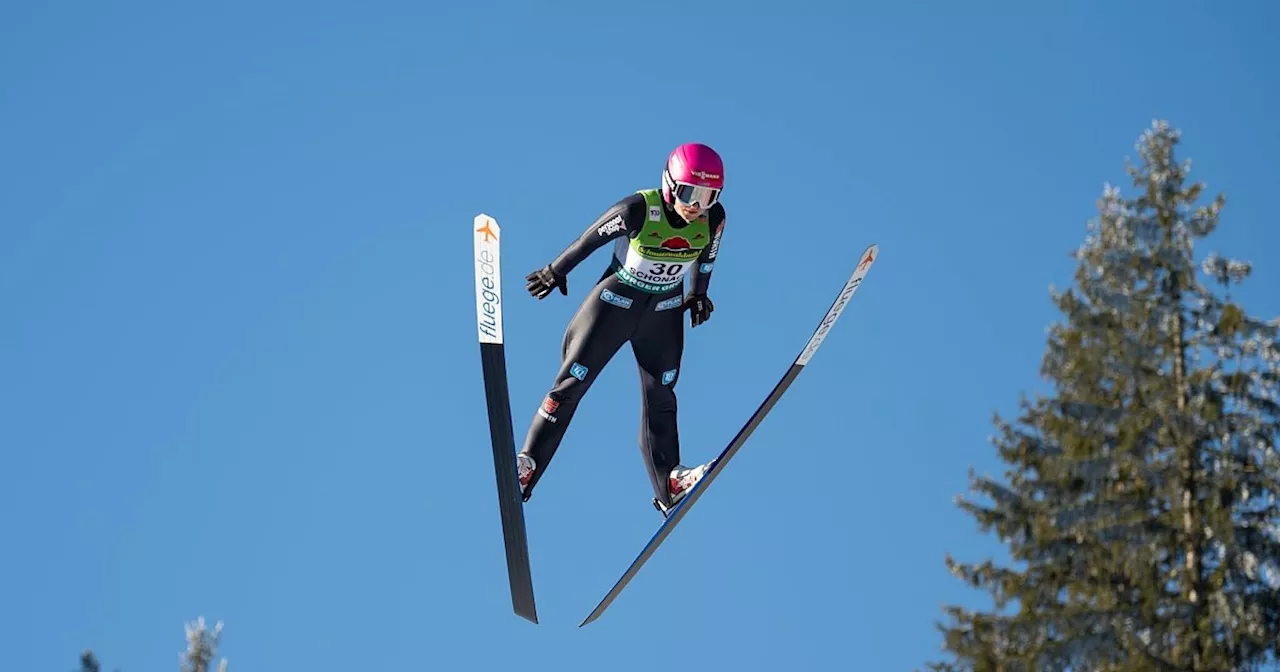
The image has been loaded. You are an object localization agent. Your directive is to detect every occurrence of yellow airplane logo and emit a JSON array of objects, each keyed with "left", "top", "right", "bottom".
[{"left": 476, "top": 220, "right": 498, "bottom": 243}]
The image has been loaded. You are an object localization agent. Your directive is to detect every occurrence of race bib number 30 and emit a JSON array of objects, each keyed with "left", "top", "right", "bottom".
[
  {"left": 631, "top": 256, "right": 688, "bottom": 282},
  {"left": 615, "top": 246, "right": 692, "bottom": 291}
]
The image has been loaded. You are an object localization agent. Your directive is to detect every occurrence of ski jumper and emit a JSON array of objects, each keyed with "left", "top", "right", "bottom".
[{"left": 519, "top": 189, "right": 726, "bottom": 505}]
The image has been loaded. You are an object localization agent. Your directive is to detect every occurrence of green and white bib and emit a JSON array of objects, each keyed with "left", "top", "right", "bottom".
[{"left": 609, "top": 189, "right": 711, "bottom": 293}]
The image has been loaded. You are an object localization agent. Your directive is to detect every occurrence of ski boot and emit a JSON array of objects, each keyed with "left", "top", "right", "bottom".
[
  {"left": 652, "top": 462, "right": 712, "bottom": 518},
  {"left": 517, "top": 454, "right": 536, "bottom": 498}
]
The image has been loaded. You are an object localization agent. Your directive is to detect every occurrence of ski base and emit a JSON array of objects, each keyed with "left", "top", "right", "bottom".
[
  {"left": 474, "top": 213, "right": 538, "bottom": 624},
  {"left": 578, "top": 244, "right": 878, "bottom": 627}
]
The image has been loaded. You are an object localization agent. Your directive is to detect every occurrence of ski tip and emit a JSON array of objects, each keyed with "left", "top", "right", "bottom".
[
  {"left": 474, "top": 213, "right": 500, "bottom": 237},
  {"left": 849, "top": 244, "right": 878, "bottom": 276}
]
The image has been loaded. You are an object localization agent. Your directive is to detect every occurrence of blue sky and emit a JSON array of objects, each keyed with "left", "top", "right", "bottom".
[{"left": 3, "top": 1, "right": 1278, "bottom": 670}]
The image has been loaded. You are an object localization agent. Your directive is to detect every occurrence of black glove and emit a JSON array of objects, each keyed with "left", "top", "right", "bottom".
[
  {"left": 525, "top": 264, "right": 567, "bottom": 299},
  {"left": 684, "top": 293, "right": 714, "bottom": 327}
]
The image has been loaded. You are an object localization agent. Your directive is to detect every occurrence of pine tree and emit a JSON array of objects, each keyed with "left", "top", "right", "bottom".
[
  {"left": 926, "top": 120, "right": 1280, "bottom": 671},
  {"left": 180, "top": 617, "right": 228, "bottom": 672}
]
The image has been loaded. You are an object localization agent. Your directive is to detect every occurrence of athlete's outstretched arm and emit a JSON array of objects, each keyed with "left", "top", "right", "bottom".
[
  {"left": 526, "top": 193, "right": 646, "bottom": 300},
  {"left": 549, "top": 193, "right": 646, "bottom": 276}
]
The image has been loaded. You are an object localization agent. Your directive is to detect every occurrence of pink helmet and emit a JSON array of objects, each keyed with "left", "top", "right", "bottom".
[{"left": 662, "top": 142, "right": 724, "bottom": 210}]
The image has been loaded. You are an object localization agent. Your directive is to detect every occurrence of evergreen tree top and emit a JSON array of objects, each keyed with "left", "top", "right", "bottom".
[{"left": 927, "top": 120, "right": 1280, "bottom": 672}]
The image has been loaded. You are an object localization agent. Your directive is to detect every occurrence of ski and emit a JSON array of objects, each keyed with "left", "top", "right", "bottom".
[
  {"left": 578, "top": 244, "right": 879, "bottom": 627},
  {"left": 473, "top": 213, "right": 538, "bottom": 624}
]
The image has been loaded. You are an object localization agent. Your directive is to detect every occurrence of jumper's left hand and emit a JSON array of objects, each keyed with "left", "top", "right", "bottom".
[{"left": 684, "top": 293, "right": 714, "bottom": 327}]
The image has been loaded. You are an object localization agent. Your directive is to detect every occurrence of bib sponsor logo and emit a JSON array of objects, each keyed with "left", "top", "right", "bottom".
[
  {"left": 648, "top": 206, "right": 662, "bottom": 221},
  {"left": 639, "top": 235, "right": 701, "bottom": 261},
  {"left": 617, "top": 268, "right": 675, "bottom": 293}
]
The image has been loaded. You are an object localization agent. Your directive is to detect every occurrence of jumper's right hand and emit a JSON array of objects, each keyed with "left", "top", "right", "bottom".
[{"left": 526, "top": 264, "right": 567, "bottom": 299}]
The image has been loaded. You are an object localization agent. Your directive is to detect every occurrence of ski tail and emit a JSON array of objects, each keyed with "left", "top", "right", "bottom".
[
  {"left": 578, "top": 244, "right": 878, "bottom": 626},
  {"left": 474, "top": 213, "right": 538, "bottom": 624}
]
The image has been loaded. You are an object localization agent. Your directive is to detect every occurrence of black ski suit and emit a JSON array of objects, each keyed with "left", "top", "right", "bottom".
[{"left": 519, "top": 190, "right": 725, "bottom": 506}]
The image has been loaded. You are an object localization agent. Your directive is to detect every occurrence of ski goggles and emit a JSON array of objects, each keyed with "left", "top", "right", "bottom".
[{"left": 672, "top": 182, "right": 721, "bottom": 209}]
